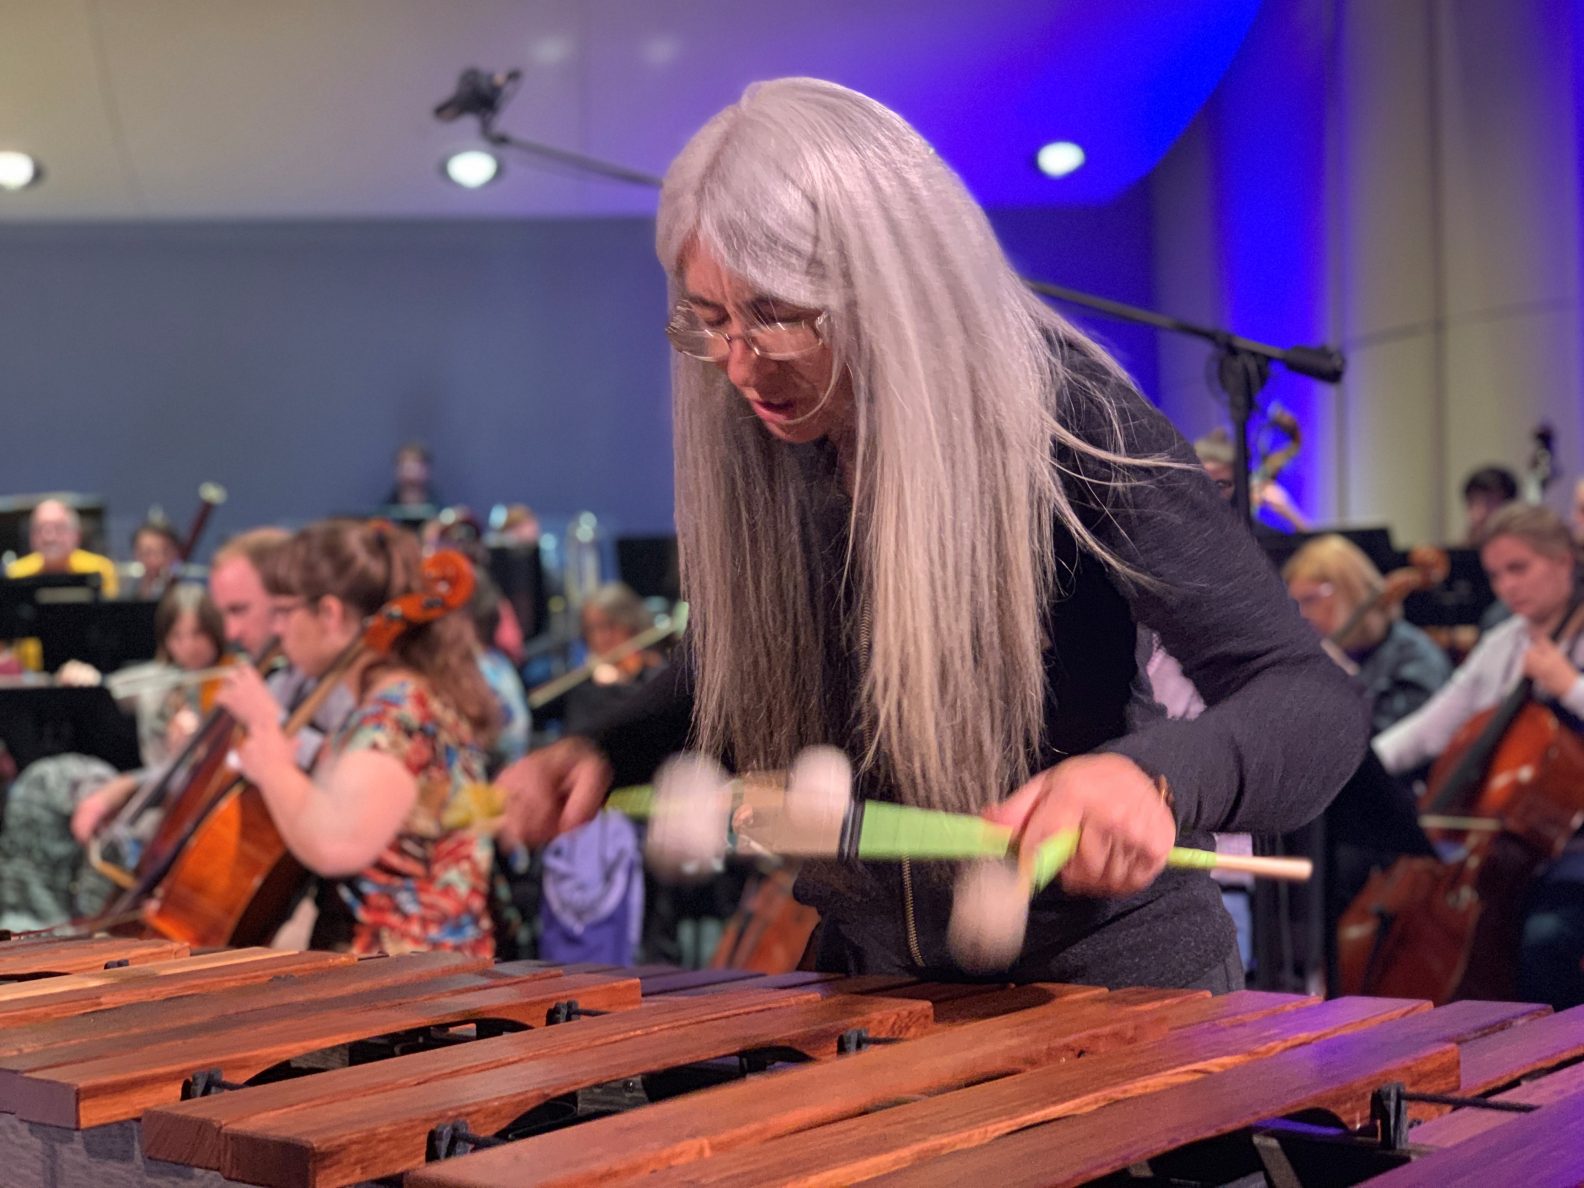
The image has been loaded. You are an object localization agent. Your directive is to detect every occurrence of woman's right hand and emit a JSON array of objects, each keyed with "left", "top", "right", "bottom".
[{"left": 496, "top": 737, "right": 613, "bottom": 848}]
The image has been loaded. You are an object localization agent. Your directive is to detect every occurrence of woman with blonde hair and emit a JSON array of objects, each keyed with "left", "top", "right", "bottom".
[
  {"left": 1283, "top": 535, "right": 1450, "bottom": 734},
  {"left": 218, "top": 518, "right": 499, "bottom": 956},
  {"left": 500, "top": 78, "right": 1365, "bottom": 990},
  {"left": 1372, "top": 502, "right": 1584, "bottom": 1007}
]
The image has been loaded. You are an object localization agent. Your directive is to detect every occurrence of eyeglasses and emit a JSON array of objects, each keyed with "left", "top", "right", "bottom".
[
  {"left": 664, "top": 303, "right": 829, "bottom": 363},
  {"left": 269, "top": 596, "right": 312, "bottom": 620},
  {"left": 1291, "top": 583, "right": 1336, "bottom": 611}
]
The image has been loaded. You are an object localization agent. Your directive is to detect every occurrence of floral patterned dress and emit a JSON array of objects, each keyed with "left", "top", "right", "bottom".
[{"left": 309, "top": 676, "right": 494, "bottom": 956}]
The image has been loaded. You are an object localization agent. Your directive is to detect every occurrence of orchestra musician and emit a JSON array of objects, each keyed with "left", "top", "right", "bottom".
[
  {"left": 68, "top": 528, "right": 297, "bottom": 844},
  {"left": 4, "top": 498, "right": 119, "bottom": 596},
  {"left": 1192, "top": 426, "right": 1309, "bottom": 533},
  {"left": 129, "top": 518, "right": 184, "bottom": 600},
  {"left": 0, "top": 582, "right": 225, "bottom": 931},
  {"left": 1373, "top": 503, "right": 1584, "bottom": 1007},
  {"left": 1283, "top": 535, "right": 1451, "bottom": 735},
  {"left": 497, "top": 78, "right": 1367, "bottom": 991},
  {"left": 1460, "top": 465, "right": 1519, "bottom": 546},
  {"left": 214, "top": 518, "right": 500, "bottom": 956}
]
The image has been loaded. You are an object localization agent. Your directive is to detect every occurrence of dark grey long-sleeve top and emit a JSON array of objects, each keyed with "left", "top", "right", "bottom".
[{"left": 586, "top": 345, "right": 1369, "bottom": 988}]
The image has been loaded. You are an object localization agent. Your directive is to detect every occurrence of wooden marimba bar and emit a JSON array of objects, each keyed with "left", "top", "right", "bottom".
[{"left": 0, "top": 936, "right": 1581, "bottom": 1187}]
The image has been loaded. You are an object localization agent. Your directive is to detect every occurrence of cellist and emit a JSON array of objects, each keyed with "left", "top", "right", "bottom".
[
  {"left": 215, "top": 518, "right": 500, "bottom": 956},
  {"left": 1373, "top": 503, "right": 1584, "bottom": 1007}
]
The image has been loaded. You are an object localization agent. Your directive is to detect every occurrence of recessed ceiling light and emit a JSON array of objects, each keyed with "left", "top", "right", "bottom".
[
  {"left": 442, "top": 149, "right": 501, "bottom": 188},
  {"left": 1036, "top": 141, "right": 1085, "bottom": 179},
  {"left": 0, "top": 151, "right": 42, "bottom": 191}
]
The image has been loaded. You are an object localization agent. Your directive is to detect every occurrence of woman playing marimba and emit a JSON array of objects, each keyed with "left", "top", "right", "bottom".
[
  {"left": 216, "top": 518, "right": 500, "bottom": 956},
  {"left": 499, "top": 78, "right": 1368, "bottom": 991}
]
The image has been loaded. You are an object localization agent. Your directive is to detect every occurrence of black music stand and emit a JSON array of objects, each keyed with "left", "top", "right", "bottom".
[
  {"left": 0, "top": 686, "right": 141, "bottom": 772},
  {"left": 36, "top": 599, "right": 159, "bottom": 673},
  {"left": 0, "top": 573, "right": 102, "bottom": 642},
  {"left": 616, "top": 535, "right": 681, "bottom": 605}
]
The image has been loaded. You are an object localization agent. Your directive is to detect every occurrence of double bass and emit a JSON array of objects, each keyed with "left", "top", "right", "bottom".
[{"left": 1337, "top": 601, "right": 1584, "bottom": 1002}]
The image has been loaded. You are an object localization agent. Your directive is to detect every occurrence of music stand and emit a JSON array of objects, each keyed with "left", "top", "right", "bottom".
[
  {"left": 0, "top": 686, "right": 141, "bottom": 772},
  {"left": 0, "top": 573, "right": 102, "bottom": 641},
  {"left": 36, "top": 599, "right": 160, "bottom": 673},
  {"left": 615, "top": 535, "right": 681, "bottom": 605},
  {"left": 1402, "top": 548, "right": 1496, "bottom": 627}
]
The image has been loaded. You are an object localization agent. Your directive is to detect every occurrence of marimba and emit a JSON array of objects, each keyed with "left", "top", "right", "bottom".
[{"left": 1, "top": 936, "right": 1581, "bottom": 1187}]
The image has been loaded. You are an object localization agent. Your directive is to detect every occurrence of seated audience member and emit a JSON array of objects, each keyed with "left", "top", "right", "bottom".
[
  {"left": 6, "top": 498, "right": 118, "bottom": 596},
  {"left": 1283, "top": 535, "right": 1452, "bottom": 735},
  {"left": 216, "top": 518, "right": 498, "bottom": 955}
]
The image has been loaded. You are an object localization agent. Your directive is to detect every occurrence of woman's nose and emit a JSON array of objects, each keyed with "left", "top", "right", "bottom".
[{"left": 723, "top": 336, "right": 773, "bottom": 391}]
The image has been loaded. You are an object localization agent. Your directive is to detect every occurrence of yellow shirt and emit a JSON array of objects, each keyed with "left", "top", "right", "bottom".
[{"left": 6, "top": 549, "right": 120, "bottom": 598}]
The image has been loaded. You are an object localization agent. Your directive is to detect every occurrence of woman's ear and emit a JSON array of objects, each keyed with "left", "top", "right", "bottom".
[{"left": 317, "top": 594, "right": 359, "bottom": 640}]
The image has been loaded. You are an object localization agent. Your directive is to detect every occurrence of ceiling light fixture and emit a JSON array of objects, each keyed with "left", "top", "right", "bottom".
[
  {"left": 442, "top": 149, "right": 502, "bottom": 189},
  {"left": 1036, "top": 141, "right": 1086, "bottom": 179},
  {"left": 0, "top": 151, "right": 42, "bottom": 191}
]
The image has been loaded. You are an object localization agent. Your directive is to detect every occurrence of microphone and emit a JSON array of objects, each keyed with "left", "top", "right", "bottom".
[
  {"left": 433, "top": 68, "right": 521, "bottom": 123},
  {"left": 1279, "top": 344, "right": 1346, "bottom": 384}
]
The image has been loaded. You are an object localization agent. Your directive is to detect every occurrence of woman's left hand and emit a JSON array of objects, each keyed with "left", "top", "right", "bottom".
[
  {"left": 984, "top": 753, "right": 1176, "bottom": 897},
  {"left": 214, "top": 666, "right": 295, "bottom": 783},
  {"left": 1523, "top": 631, "right": 1581, "bottom": 701}
]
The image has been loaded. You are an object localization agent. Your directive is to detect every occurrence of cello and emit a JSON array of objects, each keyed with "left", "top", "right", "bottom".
[
  {"left": 1336, "top": 600, "right": 1584, "bottom": 1002},
  {"left": 101, "top": 550, "right": 475, "bottom": 947}
]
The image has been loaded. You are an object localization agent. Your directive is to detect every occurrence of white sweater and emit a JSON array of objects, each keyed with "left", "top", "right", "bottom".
[{"left": 1373, "top": 616, "right": 1584, "bottom": 775}]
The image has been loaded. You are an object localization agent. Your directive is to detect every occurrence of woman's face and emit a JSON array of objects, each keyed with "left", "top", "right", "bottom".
[
  {"left": 1288, "top": 576, "right": 1347, "bottom": 640},
  {"left": 271, "top": 594, "right": 359, "bottom": 678},
  {"left": 1482, "top": 535, "right": 1576, "bottom": 625},
  {"left": 679, "top": 245, "right": 852, "bottom": 447},
  {"left": 165, "top": 611, "right": 219, "bottom": 672}
]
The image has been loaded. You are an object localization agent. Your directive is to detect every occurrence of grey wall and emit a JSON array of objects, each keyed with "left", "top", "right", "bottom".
[
  {"left": 1, "top": 193, "right": 1158, "bottom": 565},
  {"left": 1, "top": 218, "right": 675, "bottom": 556}
]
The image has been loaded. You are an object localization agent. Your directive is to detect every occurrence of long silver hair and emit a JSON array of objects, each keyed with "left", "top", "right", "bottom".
[{"left": 658, "top": 78, "right": 1140, "bottom": 813}]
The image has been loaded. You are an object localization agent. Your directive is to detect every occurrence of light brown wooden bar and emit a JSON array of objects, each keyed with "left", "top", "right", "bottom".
[
  {"left": 223, "top": 992, "right": 934, "bottom": 1187},
  {"left": 0, "top": 936, "right": 188, "bottom": 979},
  {"left": 140, "top": 985, "right": 829, "bottom": 1170},
  {"left": 615, "top": 995, "right": 1434, "bottom": 1186},
  {"left": 855, "top": 1000, "right": 1540, "bottom": 1188},
  {"left": 0, "top": 948, "right": 353, "bottom": 1026},
  {"left": 1453, "top": 1002, "right": 1584, "bottom": 1093},
  {"left": 4, "top": 970, "right": 643, "bottom": 1127},
  {"left": 406, "top": 987, "right": 1317, "bottom": 1188},
  {"left": 0, "top": 950, "right": 492, "bottom": 1059}
]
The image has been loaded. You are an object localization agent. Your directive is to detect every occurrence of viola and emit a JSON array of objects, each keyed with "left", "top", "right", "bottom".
[
  {"left": 1337, "top": 601, "right": 1584, "bottom": 1002},
  {"left": 107, "top": 550, "right": 476, "bottom": 947}
]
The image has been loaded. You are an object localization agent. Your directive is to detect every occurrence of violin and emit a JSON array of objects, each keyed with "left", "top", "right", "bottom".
[
  {"left": 95, "top": 551, "right": 475, "bottom": 946},
  {"left": 1336, "top": 601, "right": 1584, "bottom": 1002},
  {"left": 1327, "top": 547, "right": 1450, "bottom": 654},
  {"left": 527, "top": 604, "right": 688, "bottom": 711}
]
